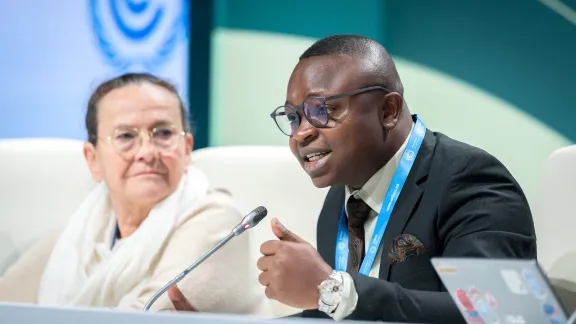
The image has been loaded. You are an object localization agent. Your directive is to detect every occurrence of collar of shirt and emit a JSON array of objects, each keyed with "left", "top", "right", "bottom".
[{"left": 345, "top": 122, "right": 415, "bottom": 218}]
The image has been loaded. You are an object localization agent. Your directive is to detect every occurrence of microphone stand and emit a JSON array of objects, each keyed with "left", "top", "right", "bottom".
[
  {"left": 143, "top": 232, "right": 235, "bottom": 311},
  {"left": 142, "top": 205, "right": 267, "bottom": 311}
]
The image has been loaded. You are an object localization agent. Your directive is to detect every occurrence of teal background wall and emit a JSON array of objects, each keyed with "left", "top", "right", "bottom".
[
  {"left": 208, "top": 0, "right": 576, "bottom": 203},
  {"left": 188, "top": 0, "right": 212, "bottom": 149},
  {"left": 386, "top": 0, "right": 576, "bottom": 142}
]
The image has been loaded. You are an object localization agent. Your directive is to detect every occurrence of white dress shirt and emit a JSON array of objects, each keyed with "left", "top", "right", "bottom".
[{"left": 329, "top": 123, "right": 414, "bottom": 321}]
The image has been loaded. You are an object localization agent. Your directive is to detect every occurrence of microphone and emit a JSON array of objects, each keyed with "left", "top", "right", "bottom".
[{"left": 143, "top": 206, "right": 268, "bottom": 311}]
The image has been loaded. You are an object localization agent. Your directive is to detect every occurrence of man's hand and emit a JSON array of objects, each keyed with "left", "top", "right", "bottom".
[
  {"left": 257, "top": 218, "right": 332, "bottom": 310},
  {"left": 161, "top": 285, "right": 198, "bottom": 312}
]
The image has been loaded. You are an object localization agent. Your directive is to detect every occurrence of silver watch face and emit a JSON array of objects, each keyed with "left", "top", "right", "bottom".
[{"left": 320, "top": 278, "right": 342, "bottom": 305}]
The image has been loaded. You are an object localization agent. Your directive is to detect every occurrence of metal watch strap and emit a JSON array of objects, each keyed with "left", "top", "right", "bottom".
[{"left": 318, "top": 271, "right": 344, "bottom": 314}]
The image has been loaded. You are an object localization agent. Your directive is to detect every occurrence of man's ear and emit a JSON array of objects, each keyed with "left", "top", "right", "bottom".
[
  {"left": 379, "top": 92, "right": 404, "bottom": 130},
  {"left": 83, "top": 143, "right": 103, "bottom": 182}
]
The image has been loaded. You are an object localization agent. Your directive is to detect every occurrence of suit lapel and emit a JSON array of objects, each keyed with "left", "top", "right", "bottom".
[
  {"left": 317, "top": 186, "right": 345, "bottom": 269},
  {"left": 378, "top": 131, "right": 435, "bottom": 280}
]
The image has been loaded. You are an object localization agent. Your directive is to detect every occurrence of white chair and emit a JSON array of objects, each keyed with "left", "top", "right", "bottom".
[
  {"left": 190, "top": 146, "right": 329, "bottom": 316},
  {"left": 0, "top": 141, "right": 326, "bottom": 316},
  {"left": 0, "top": 138, "right": 96, "bottom": 274},
  {"left": 533, "top": 145, "right": 576, "bottom": 313}
]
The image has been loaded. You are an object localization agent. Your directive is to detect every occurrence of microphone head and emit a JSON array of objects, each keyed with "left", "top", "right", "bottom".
[
  {"left": 244, "top": 206, "right": 267, "bottom": 227},
  {"left": 233, "top": 206, "right": 268, "bottom": 236}
]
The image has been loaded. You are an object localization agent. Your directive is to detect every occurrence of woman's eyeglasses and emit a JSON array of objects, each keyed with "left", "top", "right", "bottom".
[{"left": 102, "top": 125, "right": 186, "bottom": 158}]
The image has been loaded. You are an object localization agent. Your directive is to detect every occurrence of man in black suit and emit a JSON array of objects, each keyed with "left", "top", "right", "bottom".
[
  {"left": 256, "top": 35, "right": 536, "bottom": 323},
  {"left": 168, "top": 35, "right": 536, "bottom": 323}
]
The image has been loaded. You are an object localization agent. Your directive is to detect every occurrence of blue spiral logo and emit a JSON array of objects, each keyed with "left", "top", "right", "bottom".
[{"left": 89, "top": 0, "right": 189, "bottom": 71}]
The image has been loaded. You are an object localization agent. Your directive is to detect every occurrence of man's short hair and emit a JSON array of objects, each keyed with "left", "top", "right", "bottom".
[
  {"left": 299, "top": 34, "right": 404, "bottom": 94},
  {"left": 300, "top": 34, "right": 375, "bottom": 60}
]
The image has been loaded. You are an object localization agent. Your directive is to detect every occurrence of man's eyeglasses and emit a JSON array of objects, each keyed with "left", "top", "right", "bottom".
[
  {"left": 270, "top": 86, "right": 391, "bottom": 136},
  {"left": 102, "top": 125, "right": 186, "bottom": 158}
]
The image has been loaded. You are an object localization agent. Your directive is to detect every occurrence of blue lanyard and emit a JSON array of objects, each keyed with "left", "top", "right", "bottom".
[{"left": 335, "top": 116, "right": 426, "bottom": 275}]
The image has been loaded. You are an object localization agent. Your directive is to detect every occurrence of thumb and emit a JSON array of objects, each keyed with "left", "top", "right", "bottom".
[
  {"left": 271, "top": 218, "right": 306, "bottom": 243},
  {"left": 167, "top": 285, "right": 198, "bottom": 312}
]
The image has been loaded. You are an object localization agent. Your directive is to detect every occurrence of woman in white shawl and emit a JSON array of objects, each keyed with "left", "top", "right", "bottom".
[{"left": 0, "top": 73, "right": 271, "bottom": 316}]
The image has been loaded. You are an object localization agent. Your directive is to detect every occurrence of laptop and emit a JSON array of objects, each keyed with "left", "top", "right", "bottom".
[{"left": 431, "top": 258, "right": 569, "bottom": 324}]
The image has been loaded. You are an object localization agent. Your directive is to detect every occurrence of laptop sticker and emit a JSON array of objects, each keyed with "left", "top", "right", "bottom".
[
  {"left": 465, "top": 313, "right": 486, "bottom": 324},
  {"left": 474, "top": 298, "right": 499, "bottom": 324},
  {"left": 504, "top": 315, "right": 526, "bottom": 324},
  {"left": 455, "top": 288, "right": 485, "bottom": 323},
  {"left": 500, "top": 269, "right": 528, "bottom": 295},
  {"left": 467, "top": 288, "right": 499, "bottom": 324},
  {"left": 542, "top": 302, "right": 565, "bottom": 324},
  {"left": 484, "top": 292, "right": 498, "bottom": 310},
  {"left": 521, "top": 269, "right": 547, "bottom": 300},
  {"left": 435, "top": 263, "right": 459, "bottom": 274},
  {"left": 455, "top": 288, "right": 475, "bottom": 312}
]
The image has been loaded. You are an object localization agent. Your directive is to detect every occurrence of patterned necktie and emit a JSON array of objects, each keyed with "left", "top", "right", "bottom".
[{"left": 346, "top": 196, "right": 372, "bottom": 272}]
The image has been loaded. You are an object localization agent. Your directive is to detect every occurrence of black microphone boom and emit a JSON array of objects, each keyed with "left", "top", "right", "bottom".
[{"left": 143, "top": 206, "right": 268, "bottom": 311}]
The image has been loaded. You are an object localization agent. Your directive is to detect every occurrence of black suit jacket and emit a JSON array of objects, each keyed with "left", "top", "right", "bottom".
[{"left": 296, "top": 131, "right": 536, "bottom": 323}]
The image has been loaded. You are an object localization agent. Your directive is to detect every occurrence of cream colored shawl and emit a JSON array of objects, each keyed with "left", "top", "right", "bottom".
[{"left": 37, "top": 167, "right": 209, "bottom": 308}]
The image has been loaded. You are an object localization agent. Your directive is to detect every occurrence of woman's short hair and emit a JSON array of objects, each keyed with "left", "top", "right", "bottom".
[{"left": 86, "top": 73, "right": 190, "bottom": 145}]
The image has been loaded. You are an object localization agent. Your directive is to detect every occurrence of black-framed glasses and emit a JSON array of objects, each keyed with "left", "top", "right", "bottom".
[{"left": 270, "top": 86, "right": 391, "bottom": 136}]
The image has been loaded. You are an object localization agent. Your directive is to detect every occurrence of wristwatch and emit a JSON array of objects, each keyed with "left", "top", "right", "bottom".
[{"left": 318, "top": 270, "right": 344, "bottom": 314}]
